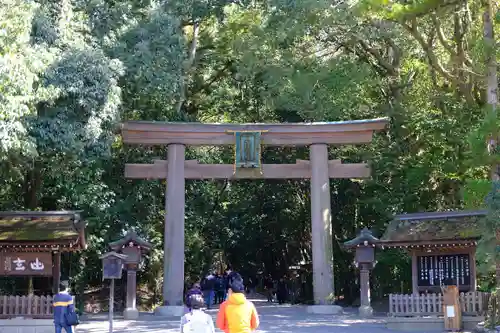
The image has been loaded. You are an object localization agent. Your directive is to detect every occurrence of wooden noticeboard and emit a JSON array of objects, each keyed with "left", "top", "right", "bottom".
[
  {"left": 417, "top": 254, "right": 471, "bottom": 287},
  {"left": 0, "top": 252, "right": 52, "bottom": 276}
]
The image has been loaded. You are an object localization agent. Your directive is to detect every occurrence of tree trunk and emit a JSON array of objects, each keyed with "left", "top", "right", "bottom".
[
  {"left": 23, "top": 162, "right": 41, "bottom": 210},
  {"left": 483, "top": 0, "right": 499, "bottom": 286},
  {"left": 175, "top": 22, "right": 200, "bottom": 115}
]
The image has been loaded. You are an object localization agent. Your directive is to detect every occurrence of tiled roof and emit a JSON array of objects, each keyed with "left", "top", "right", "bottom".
[
  {"left": 0, "top": 211, "right": 85, "bottom": 250},
  {"left": 380, "top": 210, "right": 486, "bottom": 244},
  {"left": 109, "top": 231, "right": 153, "bottom": 251}
]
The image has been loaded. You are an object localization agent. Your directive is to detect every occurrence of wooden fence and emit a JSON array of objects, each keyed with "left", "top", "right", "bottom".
[
  {"left": 0, "top": 295, "right": 54, "bottom": 318},
  {"left": 389, "top": 292, "right": 490, "bottom": 317}
]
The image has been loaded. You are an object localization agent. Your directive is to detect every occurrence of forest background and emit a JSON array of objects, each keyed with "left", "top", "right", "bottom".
[{"left": 1, "top": 0, "right": 499, "bottom": 309}]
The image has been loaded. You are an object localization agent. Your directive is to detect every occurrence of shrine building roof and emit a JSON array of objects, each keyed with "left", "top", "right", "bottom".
[
  {"left": 109, "top": 230, "right": 153, "bottom": 252},
  {"left": 0, "top": 211, "right": 86, "bottom": 251},
  {"left": 379, "top": 210, "right": 486, "bottom": 249},
  {"left": 344, "top": 227, "right": 379, "bottom": 248}
]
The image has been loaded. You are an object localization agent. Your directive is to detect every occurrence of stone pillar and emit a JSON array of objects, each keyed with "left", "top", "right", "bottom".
[
  {"left": 307, "top": 144, "right": 341, "bottom": 314},
  {"left": 155, "top": 144, "right": 185, "bottom": 317},
  {"left": 124, "top": 269, "right": 139, "bottom": 319},
  {"left": 359, "top": 264, "right": 373, "bottom": 317}
]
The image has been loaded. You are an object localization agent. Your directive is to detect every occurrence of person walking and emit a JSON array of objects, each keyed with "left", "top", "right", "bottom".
[
  {"left": 180, "top": 294, "right": 215, "bottom": 333},
  {"left": 276, "top": 277, "right": 288, "bottom": 305},
  {"left": 264, "top": 275, "right": 274, "bottom": 302},
  {"left": 222, "top": 271, "right": 229, "bottom": 301},
  {"left": 226, "top": 270, "right": 241, "bottom": 292},
  {"left": 185, "top": 282, "right": 203, "bottom": 312},
  {"left": 215, "top": 274, "right": 225, "bottom": 304},
  {"left": 53, "top": 283, "right": 77, "bottom": 333},
  {"left": 248, "top": 276, "right": 256, "bottom": 295},
  {"left": 201, "top": 273, "right": 216, "bottom": 309},
  {"left": 216, "top": 277, "right": 259, "bottom": 333}
]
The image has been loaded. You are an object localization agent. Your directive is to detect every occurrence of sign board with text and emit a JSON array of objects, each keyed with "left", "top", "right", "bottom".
[
  {"left": 102, "top": 257, "right": 123, "bottom": 279},
  {"left": 100, "top": 252, "right": 127, "bottom": 280},
  {"left": 417, "top": 254, "right": 471, "bottom": 287},
  {"left": 0, "top": 252, "right": 52, "bottom": 276}
]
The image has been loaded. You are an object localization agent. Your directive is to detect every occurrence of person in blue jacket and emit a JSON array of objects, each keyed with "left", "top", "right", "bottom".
[{"left": 53, "top": 283, "right": 74, "bottom": 333}]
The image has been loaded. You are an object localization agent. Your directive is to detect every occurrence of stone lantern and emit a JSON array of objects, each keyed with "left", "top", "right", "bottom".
[
  {"left": 109, "top": 231, "right": 153, "bottom": 320},
  {"left": 343, "top": 228, "right": 379, "bottom": 318}
]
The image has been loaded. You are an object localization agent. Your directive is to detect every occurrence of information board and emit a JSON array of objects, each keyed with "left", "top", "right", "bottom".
[
  {"left": 102, "top": 257, "right": 123, "bottom": 279},
  {"left": 417, "top": 254, "right": 471, "bottom": 287}
]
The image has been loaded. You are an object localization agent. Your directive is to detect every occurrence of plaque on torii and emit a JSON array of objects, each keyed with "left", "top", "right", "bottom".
[{"left": 109, "top": 231, "right": 152, "bottom": 320}]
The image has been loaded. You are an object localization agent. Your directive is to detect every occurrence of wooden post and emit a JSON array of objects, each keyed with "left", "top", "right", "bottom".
[
  {"left": 411, "top": 250, "right": 418, "bottom": 295},
  {"left": 310, "top": 144, "right": 335, "bottom": 305},
  {"left": 443, "top": 285, "right": 462, "bottom": 331},
  {"left": 469, "top": 249, "right": 477, "bottom": 291},
  {"left": 28, "top": 277, "right": 34, "bottom": 295},
  {"left": 109, "top": 279, "right": 114, "bottom": 333},
  {"left": 53, "top": 252, "right": 61, "bottom": 294},
  {"left": 162, "top": 144, "right": 185, "bottom": 309}
]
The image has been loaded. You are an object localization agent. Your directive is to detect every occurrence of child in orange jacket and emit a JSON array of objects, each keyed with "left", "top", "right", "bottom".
[{"left": 216, "top": 276, "right": 259, "bottom": 333}]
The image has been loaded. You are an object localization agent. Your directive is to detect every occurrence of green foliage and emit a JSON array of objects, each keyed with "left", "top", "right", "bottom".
[
  {"left": 0, "top": 0, "right": 40, "bottom": 156},
  {"left": 468, "top": 109, "right": 500, "bottom": 166},
  {"left": 463, "top": 179, "right": 491, "bottom": 209},
  {"left": 32, "top": 49, "right": 123, "bottom": 157},
  {"left": 112, "top": 10, "right": 185, "bottom": 120},
  {"left": 479, "top": 182, "right": 500, "bottom": 262},
  {"left": 0, "top": 0, "right": 497, "bottom": 308}
]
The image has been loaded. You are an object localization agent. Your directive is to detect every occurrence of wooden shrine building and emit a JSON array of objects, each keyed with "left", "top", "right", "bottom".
[
  {"left": 0, "top": 211, "right": 86, "bottom": 295},
  {"left": 379, "top": 210, "right": 485, "bottom": 295}
]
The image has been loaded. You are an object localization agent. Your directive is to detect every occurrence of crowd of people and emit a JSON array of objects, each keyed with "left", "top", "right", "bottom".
[
  {"left": 263, "top": 275, "right": 289, "bottom": 305},
  {"left": 181, "top": 270, "right": 297, "bottom": 332},
  {"left": 182, "top": 270, "right": 259, "bottom": 333},
  {"left": 185, "top": 270, "right": 238, "bottom": 310},
  {"left": 186, "top": 271, "right": 293, "bottom": 310},
  {"left": 52, "top": 270, "right": 294, "bottom": 333}
]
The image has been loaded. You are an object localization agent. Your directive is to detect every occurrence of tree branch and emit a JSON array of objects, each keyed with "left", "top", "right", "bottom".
[
  {"left": 402, "top": 19, "right": 459, "bottom": 84},
  {"left": 431, "top": 14, "right": 457, "bottom": 58},
  {"left": 356, "top": 38, "right": 398, "bottom": 76},
  {"left": 190, "top": 61, "right": 234, "bottom": 96},
  {"left": 339, "top": 41, "right": 387, "bottom": 76}
]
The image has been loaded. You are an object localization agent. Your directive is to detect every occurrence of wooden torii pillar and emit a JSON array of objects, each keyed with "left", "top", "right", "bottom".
[{"left": 121, "top": 118, "right": 388, "bottom": 316}]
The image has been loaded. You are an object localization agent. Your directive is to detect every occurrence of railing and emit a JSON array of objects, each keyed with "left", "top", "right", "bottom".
[
  {"left": 0, "top": 295, "right": 53, "bottom": 318},
  {"left": 389, "top": 292, "right": 490, "bottom": 317}
]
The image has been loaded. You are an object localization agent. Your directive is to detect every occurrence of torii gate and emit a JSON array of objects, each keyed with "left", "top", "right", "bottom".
[{"left": 122, "top": 118, "right": 388, "bottom": 316}]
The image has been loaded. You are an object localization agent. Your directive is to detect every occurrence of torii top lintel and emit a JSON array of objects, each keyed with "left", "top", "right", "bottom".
[{"left": 121, "top": 118, "right": 389, "bottom": 146}]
